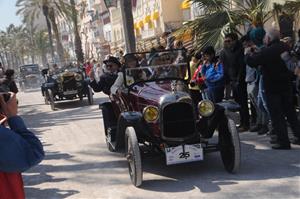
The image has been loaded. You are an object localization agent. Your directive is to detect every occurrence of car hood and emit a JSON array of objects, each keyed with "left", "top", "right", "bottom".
[{"left": 135, "top": 80, "right": 191, "bottom": 108}]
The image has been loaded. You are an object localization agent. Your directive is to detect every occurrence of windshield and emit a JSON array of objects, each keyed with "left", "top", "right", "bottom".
[
  {"left": 52, "top": 65, "right": 82, "bottom": 75},
  {"left": 123, "top": 49, "right": 190, "bottom": 87},
  {"left": 20, "top": 65, "right": 40, "bottom": 75}
]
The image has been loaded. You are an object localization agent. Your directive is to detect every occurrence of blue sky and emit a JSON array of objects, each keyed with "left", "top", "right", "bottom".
[{"left": 0, "top": 0, "right": 22, "bottom": 31}]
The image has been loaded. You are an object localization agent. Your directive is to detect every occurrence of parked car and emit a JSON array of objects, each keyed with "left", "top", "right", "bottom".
[
  {"left": 41, "top": 64, "right": 93, "bottom": 110},
  {"left": 19, "top": 64, "right": 42, "bottom": 90},
  {"left": 100, "top": 49, "right": 241, "bottom": 187}
]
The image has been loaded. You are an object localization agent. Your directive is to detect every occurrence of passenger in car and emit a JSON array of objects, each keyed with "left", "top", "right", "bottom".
[
  {"left": 89, "top": 56, "right": 121, "bottom": 95},
  {"left": 111, "top": 55, "right": 147, "bottom": 95}
]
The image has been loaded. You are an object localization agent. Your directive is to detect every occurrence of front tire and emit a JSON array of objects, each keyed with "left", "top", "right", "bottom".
[
  {"left": 218, "top": 117, "right": 241, "bottom": 173},
  {"left": 125, "top": 127, "right": 143, "bottom": 187}
]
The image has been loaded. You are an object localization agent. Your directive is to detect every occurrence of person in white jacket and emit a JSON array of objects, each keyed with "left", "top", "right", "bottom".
[{"left": 110, "top": 54, "right": 140, "bottom": 95}]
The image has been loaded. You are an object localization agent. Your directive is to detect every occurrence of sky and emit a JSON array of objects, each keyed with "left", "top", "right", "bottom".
[{"left": 0, "top": 0, "right": 22, "bottom": 31}]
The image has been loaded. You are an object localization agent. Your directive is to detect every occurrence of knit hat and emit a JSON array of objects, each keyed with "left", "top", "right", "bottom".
[{"left": 249, "top": 27, "right": 266, "bottom": 47}]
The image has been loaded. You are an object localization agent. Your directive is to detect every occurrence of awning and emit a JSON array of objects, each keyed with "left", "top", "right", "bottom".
[
  {"left": 181, "top": 0, "right": 191, "bottom": 9},
  {"left": 134, "top": 22, "right": 139, "bottom": 29},
  {"left": 143, "top": 15, "right": 152, "bottom": 24},
  {"left": 138, "top": 20, "right": 144, "bottom": 28},
  {"left": 151, "top": 11, "right": 159, "bottom": 20}
]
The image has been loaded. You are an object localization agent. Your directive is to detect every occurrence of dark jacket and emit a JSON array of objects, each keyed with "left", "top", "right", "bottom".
[
  {"left": 0, "top": 77, "right": 18, "bottom": 93},
  {"left": 245, "top": 40, "right": 291, "bottom": 94},
  {"left": 220, "top": 41, "right": 246, "bottom": 83},
  {"left": 89, "top": 72, "right": 118, "bottom": 95}
]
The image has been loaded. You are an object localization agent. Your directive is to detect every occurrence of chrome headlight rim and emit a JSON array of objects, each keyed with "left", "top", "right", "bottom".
[
  {"left": 75, "top": 73, "right": 83, "bottom": 81},
  {"left": 143, "top": 105, "right": 159, "bottom": 123},
  {"left": 198, "top": 100, "right": 215, "bottom": 117}
]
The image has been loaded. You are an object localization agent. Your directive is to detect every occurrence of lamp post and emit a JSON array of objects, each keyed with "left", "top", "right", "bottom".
[{"left": 104, "top": 0, "right": 136, "bottom": 53}]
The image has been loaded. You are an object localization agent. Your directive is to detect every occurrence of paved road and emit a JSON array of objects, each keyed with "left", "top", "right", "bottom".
[{"left": 18, "top": 90, "right": 300, "bottom": 199}]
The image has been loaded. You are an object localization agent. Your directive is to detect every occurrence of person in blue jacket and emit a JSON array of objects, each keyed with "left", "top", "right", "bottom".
[
  {"left": 0, "top": 92, "right": 44, "bottom": 198},
  {"left": 0, "top": 92, "right": 44, "bottom": 172},
  {"left": 201, "top": 46, "right": 225, "bottom": 103}
]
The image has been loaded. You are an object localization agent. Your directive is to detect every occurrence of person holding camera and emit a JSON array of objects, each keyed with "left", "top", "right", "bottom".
[
  {"left": 0, "top": 92, "right": 44, "bottom": 198},
  {"left": 245, "top": 28, "right": 300, "bottom": 149}
]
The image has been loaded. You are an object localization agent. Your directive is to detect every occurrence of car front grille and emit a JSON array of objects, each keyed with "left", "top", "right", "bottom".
[
  {"left": 63, "top": 76, "right": 77, "bottom": 91},
  {"left": 162, "top": 102, "right": 196, "bottom": 140}
]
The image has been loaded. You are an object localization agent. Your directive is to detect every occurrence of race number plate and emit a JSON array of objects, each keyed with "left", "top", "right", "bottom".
[{"left": 165, "top": 144, "right": 203, "bottom": 165}]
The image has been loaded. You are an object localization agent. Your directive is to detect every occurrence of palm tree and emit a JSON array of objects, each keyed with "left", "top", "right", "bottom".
[
  {"left": 273, "top": 0, "right": 300, "bottom": 38},
  {"left": 16, "top": 0, "right": 55, "bottom": 62},
  {"left": 34, "top": 30, "right": 50, "bottom": 66},
  {"left": 16, "top": 0, "right": 72, "bottom": 63},
  {"left": 70, "top": 0, "right": 84, "bottom": 63},
  {"left": 177, "top": 0, "right": 272, "bottom": 50}
]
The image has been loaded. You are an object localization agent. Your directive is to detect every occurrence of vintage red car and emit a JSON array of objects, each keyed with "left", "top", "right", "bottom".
[{"left": 100, "top": 49, "right": 241, "bottom": 187}]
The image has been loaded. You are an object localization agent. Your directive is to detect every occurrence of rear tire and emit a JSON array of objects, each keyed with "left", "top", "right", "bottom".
[
  {"left": 87, "top": 86, "right": 93, "bottom": 105},
  {"left": 44, "top": 90, "right": 49, "bottom": 105},
  {"left": 218, "top": 117, "right": 241, "bottom": 173},
  {"left": 47, "top": 89, "right": 55, "bottom": 111},
  {"left": 125, "top": 127, "right": 143, "bottom": 187}
]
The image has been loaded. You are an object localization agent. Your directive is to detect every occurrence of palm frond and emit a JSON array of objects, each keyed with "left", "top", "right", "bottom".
[{"left": 191, "top": 0, "right": 230, "bottom": 13}]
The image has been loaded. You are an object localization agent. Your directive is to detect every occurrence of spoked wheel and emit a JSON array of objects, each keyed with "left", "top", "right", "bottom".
[
  {"left": 218, "top": 116, "right": 241, "bottom": 173},
  {"left": 87, "top": 86, "right": 93, "bottom": 105},
  {"left": 47, "top": 89, "right": 55, "bottom": 111},
  {"left": 125, "top": 126, "right": 142, "bottom": 187}
]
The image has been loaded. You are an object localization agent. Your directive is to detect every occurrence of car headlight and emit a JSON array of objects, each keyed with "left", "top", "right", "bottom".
[
  {"left": 143, "top": 105, "right": 159, "bottom": 122},
  {"left": 198, "top": 100, "right": 215, "bottom": 117},
  {"left": 75, "top": 74, "right": 82, "bottom": 81}
]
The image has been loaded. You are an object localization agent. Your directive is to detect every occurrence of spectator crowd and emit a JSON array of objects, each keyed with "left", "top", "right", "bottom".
[{"left": 88, "top": 27, "right": 300, "bottom": 150}]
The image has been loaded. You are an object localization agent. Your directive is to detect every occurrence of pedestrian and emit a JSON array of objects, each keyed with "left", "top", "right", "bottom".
[
  {"left": 245, "top": 28, "right": 300, "bottom": 149},
  {"left": 0, "top": 69, "right": 19, "bottom": 93},
  {"left": 0, "top": 92, "right": 44, "bottom": 199},
  {"left": 161, "top": 31, "right": 175, "bottom": 50},
  {"left": 188, "top": 51, "right": 203, "bottom": 108},
  {"left": 220, "top": 33, "right": 250, "bottom": 131},
  {"left": 201, "top": 46, "right": 225, "bottom": 103},
  {"left": 249, "top": 27, "right": 270, "bottom": 135}
]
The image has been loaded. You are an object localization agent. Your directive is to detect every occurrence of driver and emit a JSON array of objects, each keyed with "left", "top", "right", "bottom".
[
  {"left": 89, "top": 55, "right": 121, "bottom": 95},
  {"left": 110, "top": 54, "right": 147, "bottom": 95}
]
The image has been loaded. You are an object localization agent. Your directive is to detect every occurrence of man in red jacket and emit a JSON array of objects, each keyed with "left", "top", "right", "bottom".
[{"left": 0, "top": 92, "right": 44, "bottom": 199}]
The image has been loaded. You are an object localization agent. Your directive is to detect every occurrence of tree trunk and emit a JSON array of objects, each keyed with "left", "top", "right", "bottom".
[
  {"left": 0, "top": 53, "right": 4, "bottom": 66},
  {"left": 41, "top": 50, "right": 47, "bottom": 66},
  {"left": 120, "top": 0, "right": 136, "bottom": 53},
  {"left": 49, "top": 8, "right": 65, "bottom": 63},
  {"left": 4, "top": 52, "right": 9, "bottom": 69},
  {"left": 70, "top": 0, "right": 84, "bottom": 63},
  {"left": 42, "top": 4, "right": 55, "bottom": 63}
]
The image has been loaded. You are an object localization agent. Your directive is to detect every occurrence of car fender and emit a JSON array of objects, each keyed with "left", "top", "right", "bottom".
[
  {"left": 43, "top": 82, "right": 56, "bottom": 89},
  {"left": 115, "top": 112, "right": 145, "bottom": 151},
  {"left": 198, "top": 104, "right": 225, "bottom": 138}
]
